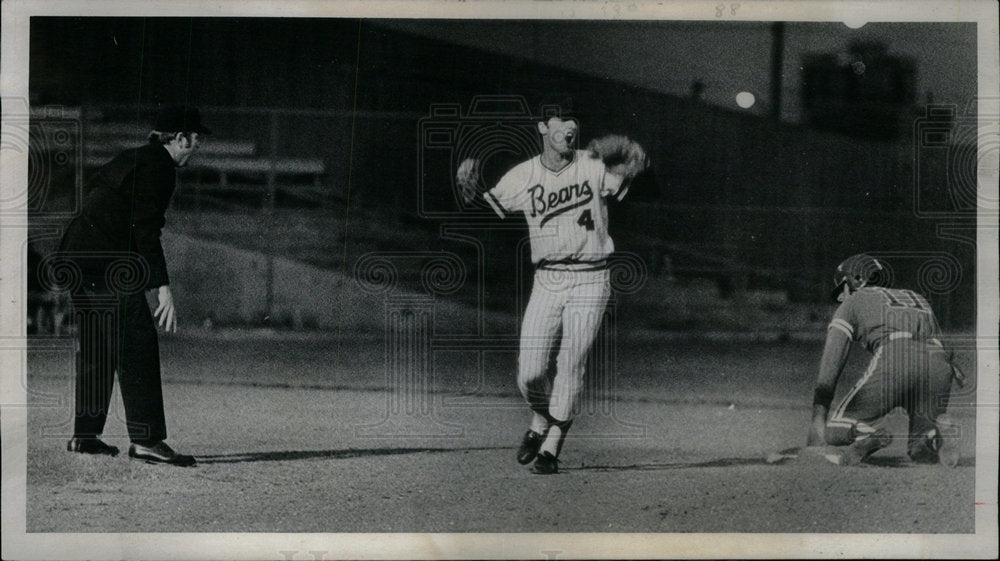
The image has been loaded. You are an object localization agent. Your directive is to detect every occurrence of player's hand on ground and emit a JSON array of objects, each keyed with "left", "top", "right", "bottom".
[
  {"left": 456, "top": 158, "right": 480, "bottom": 204},
  {"left": 153, "top": 285, "right": 177, "bottom": 333}
]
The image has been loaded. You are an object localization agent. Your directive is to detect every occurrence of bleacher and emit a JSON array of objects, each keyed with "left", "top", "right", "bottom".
[{"left": 80, "top": 117, "right": 327, "bottom": 208}]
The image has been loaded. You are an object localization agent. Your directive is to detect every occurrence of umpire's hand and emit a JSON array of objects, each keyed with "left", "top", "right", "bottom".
[{"left": 153, "top": 285, "right": 178, "bottom": 333}]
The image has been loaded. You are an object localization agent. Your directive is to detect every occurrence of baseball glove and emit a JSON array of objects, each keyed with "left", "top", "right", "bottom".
[
  {"left": 456, "top": 158, "right": 480, "bottom": 204},
  {"left": 587, "top": 134, "right": 649, "bottom": 179},
  {"left": 587, "top": 134, "right": 648, "bottom": 178}
]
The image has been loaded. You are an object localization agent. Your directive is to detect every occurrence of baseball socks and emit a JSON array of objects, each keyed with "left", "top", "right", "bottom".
[
  {"left": 533, "top": 419, "right": 573, "bottom": 474},
  {"left": 530, "top": 412, "right": 550, "bottom": 435}
]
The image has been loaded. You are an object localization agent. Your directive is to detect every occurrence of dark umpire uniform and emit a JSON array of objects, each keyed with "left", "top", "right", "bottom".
[{"left": 59, "top": 106, "right": 210, "bottom": 466}]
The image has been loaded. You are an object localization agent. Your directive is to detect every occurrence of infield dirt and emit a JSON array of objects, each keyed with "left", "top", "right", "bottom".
[{"left": 24, "top": 331, "right": 977, "bottom": 534}]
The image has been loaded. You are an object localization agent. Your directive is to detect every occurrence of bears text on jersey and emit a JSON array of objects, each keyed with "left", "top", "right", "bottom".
[{"left": 529, "top": 180, "right": 594, "bottom": 227}]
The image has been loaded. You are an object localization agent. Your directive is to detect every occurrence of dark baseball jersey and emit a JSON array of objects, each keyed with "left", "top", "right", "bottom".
[{"left": 828, "top": 286, "right": 944, "bottom": 352}]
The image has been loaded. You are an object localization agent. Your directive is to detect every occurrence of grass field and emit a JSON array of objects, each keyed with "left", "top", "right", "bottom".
[{"left": 21, "top": 328, "right": 980, "bottom": 538}]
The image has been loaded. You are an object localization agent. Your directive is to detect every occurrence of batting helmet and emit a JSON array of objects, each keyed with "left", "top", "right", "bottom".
[{"left": 831, "top": 253, "right": 887, "bottom": 302}]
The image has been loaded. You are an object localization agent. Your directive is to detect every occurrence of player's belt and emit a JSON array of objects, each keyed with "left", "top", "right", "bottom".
[
  {"left": 536, "top": 259, "right": 608, "bottom": 272},
  {"left": 886, "top": 333, "right": 961, "bottom": 386},
  {"left": 887, "top": 332, "right": 943, "bottom": 347}
]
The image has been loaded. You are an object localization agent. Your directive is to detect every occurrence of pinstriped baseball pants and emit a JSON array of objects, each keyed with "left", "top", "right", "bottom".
[{"left": 518, "top": 268, "right": 611, "bottom": 423}]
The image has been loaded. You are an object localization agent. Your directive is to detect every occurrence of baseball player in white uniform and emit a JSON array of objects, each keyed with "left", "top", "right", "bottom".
[{"left": 458, "top": 115, "right": 647, "bottom": 474}]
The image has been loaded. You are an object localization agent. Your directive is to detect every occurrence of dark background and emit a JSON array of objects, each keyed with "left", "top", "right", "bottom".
[{"left": 27, "top": 17, "right": 978, "bottom": 329}]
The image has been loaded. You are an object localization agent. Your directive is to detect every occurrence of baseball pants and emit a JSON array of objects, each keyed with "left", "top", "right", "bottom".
[
  {"left": 826, "top": 338, "right": 954, "bottom": 456},
  {"left": 518, "top": 268, "right": 611, "bottom": 423}
]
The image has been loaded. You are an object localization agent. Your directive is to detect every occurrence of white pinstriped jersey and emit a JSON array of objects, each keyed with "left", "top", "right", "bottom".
[{"left": 485, "top": 150, "right": 627, "bottom": 270}]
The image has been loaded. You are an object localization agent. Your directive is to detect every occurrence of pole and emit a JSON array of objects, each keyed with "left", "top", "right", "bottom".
[{"left": 770, "top": 22, "right": 785, "bottom": 122}]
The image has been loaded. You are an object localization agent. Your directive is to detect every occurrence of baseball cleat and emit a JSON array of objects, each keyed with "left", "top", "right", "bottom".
[
  {"left": 933, "top": 415, "right": 960, "bottom": 468},
  {"left": 67, "top": 437, "right": 119, "bottom": 456},
  {"left": 840, "top": 429, "right": 891, "bottom": 466},
  {"left": 907, "top": 436, "right": 939, "bottom": 464},
  {"left": 128, "top": 441, "right": 196, "bottom": 467},
  {"left": 532, "top": 451, "right": 559, "bottom": 475},
  {"left": 517, "top": 429, "right": 545, "bottom": 465},
  {"left": 908, "top": 416, "right": 960, "bottom": 467}
]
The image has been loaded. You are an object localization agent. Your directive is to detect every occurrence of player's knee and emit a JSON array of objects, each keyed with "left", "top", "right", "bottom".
[
  {"left": 517, "top": 359, "right": 546, "bottom": 384},
  {"left": 518, "top": 344, "right": 551, "bottom": 367},
  {"left": 516, "top": 369, "right": 549, "bottom": 400},
  {"left": 518, "top": 378, "right": 548, "bottom": 399}
]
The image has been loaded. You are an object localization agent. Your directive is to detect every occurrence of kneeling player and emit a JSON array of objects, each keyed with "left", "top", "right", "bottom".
[{"left": 806, "top": 254, "right": 964, "bottom": 466}]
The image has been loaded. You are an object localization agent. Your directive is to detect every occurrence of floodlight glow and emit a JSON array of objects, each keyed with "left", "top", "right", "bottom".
[{"left": 736, "top": 92, "right": 756, "bottom": 109}]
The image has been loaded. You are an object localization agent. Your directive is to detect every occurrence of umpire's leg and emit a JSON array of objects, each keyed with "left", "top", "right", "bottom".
[
  {"left": 71, "top": 281, "right": 119, "bottom": 439},
  {"left": 116, "top": 289, "right": 167, "bottom": 444}
]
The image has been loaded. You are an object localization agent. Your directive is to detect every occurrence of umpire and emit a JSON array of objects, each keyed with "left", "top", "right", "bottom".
[{"left": 59, "top": 106, "right": 210, "bottom": 466}]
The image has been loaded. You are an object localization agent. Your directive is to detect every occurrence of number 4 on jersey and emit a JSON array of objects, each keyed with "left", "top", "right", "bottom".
[{"left": 577, "top": 209, "right": 595, "bottom": 231}]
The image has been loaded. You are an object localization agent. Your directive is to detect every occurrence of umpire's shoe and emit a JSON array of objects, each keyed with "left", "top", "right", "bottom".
[
  {"left": 841, "top": 429, "right": 891, "bottom": 466},
  {"left": 517, "top": 430, "right": 545, "bottom": 465},
  {"left": 532, "top": 451, "right": 559, "bottom": 475},
  {"left": 128, "top": 441, "right": 196, "bottom": 467},
  {"left": 67, "top": 437, "right": 119, "bottom": 456}
]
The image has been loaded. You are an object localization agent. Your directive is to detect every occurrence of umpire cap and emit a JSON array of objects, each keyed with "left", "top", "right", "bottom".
[{"left": 153, "top": 105, "right": 212, "bottom": 135}]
